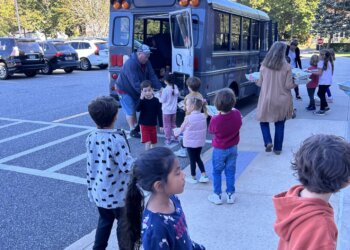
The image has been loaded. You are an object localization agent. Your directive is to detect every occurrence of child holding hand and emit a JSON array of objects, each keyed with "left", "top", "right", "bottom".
[{"left": 306, "top": 55, "right": 319, "bottom": 111}]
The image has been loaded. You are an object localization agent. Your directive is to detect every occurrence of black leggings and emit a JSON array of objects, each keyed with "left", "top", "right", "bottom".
[
  {"left": 317, "top": 85, "right": 330, "bottom": 110},
  {"left": 187, "top": 147, "right": 205, "bottom": 176}
]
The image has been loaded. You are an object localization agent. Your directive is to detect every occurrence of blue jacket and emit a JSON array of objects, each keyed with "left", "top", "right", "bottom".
[{"left": 116, "top": 53, "right": 161, "bottom": 100}]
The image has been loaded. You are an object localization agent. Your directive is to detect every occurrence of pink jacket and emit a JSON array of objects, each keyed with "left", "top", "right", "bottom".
[{"left": 180, "top": 111, "right": 207, "bottom": 148}]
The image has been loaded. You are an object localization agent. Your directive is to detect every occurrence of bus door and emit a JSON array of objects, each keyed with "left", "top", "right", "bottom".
[{"left": 169, "top": 9, "right": 194, "bottom": 79}]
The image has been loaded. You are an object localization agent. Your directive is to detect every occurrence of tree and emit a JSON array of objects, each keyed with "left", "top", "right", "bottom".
[
  {"left": 0, "top": 0, "right": 17, "bottom": 36},
  {"left": 312, "top": 0, "right": 350, "bottom": 45},
  {"left": 239, "top": 0, "right": 319, "bottom": 43}
]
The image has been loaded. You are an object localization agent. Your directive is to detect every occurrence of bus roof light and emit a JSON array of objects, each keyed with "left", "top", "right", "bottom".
[
  {"left": 122, "top": 1, "right": 130, "bottom": 9},
  {"left": 113, "top": 0, "right": 121, "bottom": 9},
  {"left": 179, "top": 0, "right": 189, "bottom": 7},
  {"left": 190, "top": 0, "right": 200, "bottom": 7}
]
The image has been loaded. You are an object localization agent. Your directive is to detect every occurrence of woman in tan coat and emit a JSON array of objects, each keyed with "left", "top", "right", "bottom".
[{"left": 256, "top": 42, "right": 296, "bottom": 155}]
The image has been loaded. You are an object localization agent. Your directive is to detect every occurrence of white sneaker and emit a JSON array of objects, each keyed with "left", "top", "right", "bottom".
[
  {"left": 199, "top": 175, "right": 209, "bottom": 183},
  {"left": 186, "top": 177, "right": 198, "bottom": 184},
  {"left": 226, "top": 193, "right": 236, "bottom": 204},
  {"left": 208, "top": 193, "right": 223, "bottom": 205},
  {"left": 174, "top": 148, "right": 187, "bottom": 158}
]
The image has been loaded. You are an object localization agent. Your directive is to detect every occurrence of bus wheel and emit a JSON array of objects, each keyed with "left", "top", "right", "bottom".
[{"left": 229, "top": 81, "right": 239, "bottom": 98}]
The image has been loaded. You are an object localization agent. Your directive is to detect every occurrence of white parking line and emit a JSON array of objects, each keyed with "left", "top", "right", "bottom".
[
  {"left": 46, "top": 153, "right": 87, "bottom": 173},
  {"left": 0, "top": 125, "right": 57, "bottom": 144},
  {"left": 0, "top": 117, "right": 94, "bottom": 130},
  {"left": 0, "top": 121, "right": 23, "bottom": 129},
  {"left": 0, "top": 129, "right": 92, "bottom": 164},
  {"left": 53, "top": 112, "right": 89, "bottom": 123},
  {"left": 0, "top": 163, "right": 86, "bottom": 185}
]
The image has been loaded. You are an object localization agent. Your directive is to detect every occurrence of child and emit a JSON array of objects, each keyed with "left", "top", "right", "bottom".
[
  {"left": 86, "top": 96, "right": 134, "bottom": 250},
  {"left": 174, "top": 76, "right": 208, "bottom": 158},
  {"left": 136, "top": 80, "right": 163, "bottom": 150},
  {"left": 208, "top": 88, "right": 242, "bottom": 205},
  {"left": 174, "top": 96, "right": 209, "bottom": 184},
  {"left": 326, "top": 48, "right": 336, "bottom": 103},
  {"left": 273, "top": 134, "right": 350, "bottom": 249},
  {"left": 313, "top": 49, "right": 334, "bottom": 115},
  {"left": 120, "top": 147, "right": 205, "bottom": 250},
  {"left": 305, "top": 55, "right": 319, "bottom": 111},
  {"left": 159, "top": 73, "right": 179, "bottom": 145}
]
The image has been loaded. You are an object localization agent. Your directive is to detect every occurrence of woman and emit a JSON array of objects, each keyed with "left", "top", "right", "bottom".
[
  {"left": 256, "top": 41, "right": 297, "bottom": 155},
  {"left": 286, "top": 39, "right": 302, "bottom": 100}
]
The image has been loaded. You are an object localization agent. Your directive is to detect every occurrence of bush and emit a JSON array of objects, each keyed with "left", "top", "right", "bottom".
[{"left": 317, "top": 43, "right": 350, "bottom": 52}]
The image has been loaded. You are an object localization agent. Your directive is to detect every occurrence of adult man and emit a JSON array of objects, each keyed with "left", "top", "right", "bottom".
[{"left": 116, "top": 44, "right": 162, "bottom": 138}]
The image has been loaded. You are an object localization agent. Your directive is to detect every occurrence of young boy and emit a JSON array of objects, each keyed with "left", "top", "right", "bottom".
[
  {"left": 136, "top": 80, "right": 163, "bottom": 150},
  {"left": 175, "top": 76, "right": 208, "bottom": 158},
  {"left": 87, "top": 96, "right": 134, "bottom": 250},
  {"left": 273, "top": 134, "right": 350, "bottom": 250}
]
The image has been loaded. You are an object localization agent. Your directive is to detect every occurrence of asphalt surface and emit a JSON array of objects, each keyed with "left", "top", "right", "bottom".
[{"left": 0, "top": 68, "right": 259, "bottom": 249}]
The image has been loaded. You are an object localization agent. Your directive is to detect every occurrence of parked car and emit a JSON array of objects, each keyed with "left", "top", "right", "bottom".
[
  {"left": 0, "top": 37, "right": 45, "bottom": 80},
  {"left": 66, "top": 39, "right": 108, "bottom": 70},
  {"left": 38, "top": 41, "right": 79, "bottom": 74}
]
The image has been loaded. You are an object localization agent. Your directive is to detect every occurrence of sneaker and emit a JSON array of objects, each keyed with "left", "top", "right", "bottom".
[
  {"left": 164, "top": 139, "right": 172, "bottom": 146},
  {"left": 296, "top": 96, "right": 302, "bottom": 100},
  {"left": 306, "top": 106, "right": 316, "bottom": 111},
  {"left": 130, "top": 129, "right": 141, "bottom": 138},
  {"left": 265, "top": 143, "right": 273, "bottom": 152},
  {"left": 208, "top": 193, "right": 223, "bottom": 205},
  {"left": 174, "top": 148, "right": 187, "bottom": 158},
  {"left": 186, "top": 177, "right": 198, "bottom": 184},
  {"left": 273, "top": 150, "right": 282, "bottom": 155},
  {"left": 199, "top": 175, "right": 209, "bottom": 183},
  {"left": 327, "top": 97, "right": 333, "bottom": 103},
  {"left": 292, "top": 108, "right": 297, "bottom": 119},
  {"left": 314, "top": 110, "right": 326, "bottom": 116},
  {"left": 324, "top": 107, "right": 331, "bottom": 112},
  {"left": 226, "top": 193, "right": 236, "bottom": 204}
]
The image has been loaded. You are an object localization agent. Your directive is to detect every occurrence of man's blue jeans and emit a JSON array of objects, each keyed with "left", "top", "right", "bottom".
[
  {"left": 260, "top": 120, "right": 285, "bottom": 151},
  {"left": 212, "top": 146, "right": 238, "bottom": 195}
]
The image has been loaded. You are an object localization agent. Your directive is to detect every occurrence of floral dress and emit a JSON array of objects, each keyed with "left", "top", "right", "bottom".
[{"left": 141, "top": 195, "right": 205, "bottom": 250}]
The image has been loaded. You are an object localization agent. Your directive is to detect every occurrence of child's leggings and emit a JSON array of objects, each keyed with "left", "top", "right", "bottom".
[
  {"left": 187, "top": 147, "right": 205, "bottom": 176},
  {"left": 326, "top": 87, "right": 332, "bottom": 97},
  {"left": 162, "top": 114, "right": 176, "bottom": 141}
]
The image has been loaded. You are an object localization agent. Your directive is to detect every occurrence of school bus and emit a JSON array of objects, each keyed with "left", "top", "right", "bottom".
[{"left": 108, "top": 0, "right": 278, "bottom": 103}]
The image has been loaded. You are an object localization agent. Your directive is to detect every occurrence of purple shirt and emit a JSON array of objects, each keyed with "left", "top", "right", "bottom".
[{"left": 208, "top": 109, "right": 242, "bottom": 149}]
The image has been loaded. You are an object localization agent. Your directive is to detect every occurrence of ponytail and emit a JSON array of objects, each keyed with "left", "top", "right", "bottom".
[
  {"left": 163, "top": 74, "right": 176, "bottom": 96},
  {"left": 120, "top": 176, "right": 144, "bottom": 250}
]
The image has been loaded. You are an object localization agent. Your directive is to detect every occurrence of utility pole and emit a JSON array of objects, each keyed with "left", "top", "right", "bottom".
[{"left": 14, "top": 0, "right": 22, "bottom": 37}]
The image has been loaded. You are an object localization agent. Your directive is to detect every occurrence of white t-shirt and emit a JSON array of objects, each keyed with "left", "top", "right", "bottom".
[
  {"left": 317, "top": 60, "right": 333, "bottom": 85},
  {"left": 288, "top": 51, "right": 297, "bottom": 68}
]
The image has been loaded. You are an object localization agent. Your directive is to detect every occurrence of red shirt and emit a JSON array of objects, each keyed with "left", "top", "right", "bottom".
[
  {"left": 208, "top": 109, "right": 242, "bottom": 149},
  {"left": 307, "top": 65, "right": 319, "bottom": 89}
]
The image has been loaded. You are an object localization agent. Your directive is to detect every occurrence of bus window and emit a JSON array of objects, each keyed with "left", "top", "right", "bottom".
[
  {"left": 261, "top": 22, "right": 269, "bottom": 51},
  {"left": 170, "top": 12, "right": 192, "bottom": 48},
  {"left": 251, "top": 20, "right": 259, "bottom": 50},
  {"left": 242, "top": 18, "right": 251, "bottom": 50},
  {"left": 214, "top": 11, "right": 229, "bottom": 51},
  {"left": 113, "top": 17, "right": 130, "bottom": 46},
  {"left": 192, "top": 16, "right": 199, "bottom": 47},
  {"left": 146, "top": 20, "right": 161, "bottom": 44},
  {"left": 134, "top": 19, "right": 144, "bottom": 42},
  {"left": 231, "top": 15, "right": 241, "bottom": 50}
]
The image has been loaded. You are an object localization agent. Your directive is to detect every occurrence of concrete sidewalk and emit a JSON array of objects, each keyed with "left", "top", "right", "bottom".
[{"left": 66, "top": 57, "right": 350, "bottom": 250}]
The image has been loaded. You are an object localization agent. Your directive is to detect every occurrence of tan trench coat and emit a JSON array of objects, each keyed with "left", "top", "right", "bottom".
[{"left": 256, "top": 63, "right": 297, "bottom": 122}]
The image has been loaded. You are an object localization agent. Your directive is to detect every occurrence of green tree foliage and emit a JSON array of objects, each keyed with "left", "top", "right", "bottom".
[
  {"left": 312, "top": 0, "right": 350, "bottom": 45},
  {"left": 0, "top": 0, "right": 17, "bottom": 36},
  {"left": 239, "top": 0, "right": 319, "bottom": 43}
]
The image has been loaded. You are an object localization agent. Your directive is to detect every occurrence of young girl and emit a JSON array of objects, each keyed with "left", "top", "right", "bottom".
[
  {"left": 120, "top": 147, "right": 205, "bottom": 250},
  {"left": 174, "top": 97, "right": 209, "bottom": 184},
  {"left": 326, "top": 48, "right": 336, "bottom": 103},
  {"left": 208, "top": 88, "right": 242, "bottom": 205},
  {"left": 313, "top": 49, "right": 334, "bottom": 115},
  {"left": 306, "top": 55, "right": 319, "bottom": 111},
  {"left": 159, "top": 74, "right": 179, "bottom": 145},
  {"left": 136, "top": 80, "right": 163, "bottom": 150}
]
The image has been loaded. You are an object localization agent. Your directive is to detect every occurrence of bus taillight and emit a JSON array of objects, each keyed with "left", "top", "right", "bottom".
[
  {"left": 111, "top": 55, "right": 123, "bottom": 67},
  {"left": 112, "top": 1, "right": 121, "bottom": 9},
  {"left": 190, "top": 0, "right": 200, "bottom": 7},
  {"left": 111, "top": 73, "right": 118, "bottom": 80}
]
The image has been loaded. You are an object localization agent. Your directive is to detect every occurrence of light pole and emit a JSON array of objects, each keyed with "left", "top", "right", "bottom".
[{"left": 14, "top": 0, "right": 22, "bottom": 37}]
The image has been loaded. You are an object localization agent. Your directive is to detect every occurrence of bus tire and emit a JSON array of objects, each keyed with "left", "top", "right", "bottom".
[{"left": 229, "top": 81, "right": 239, "bottom": 98}]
